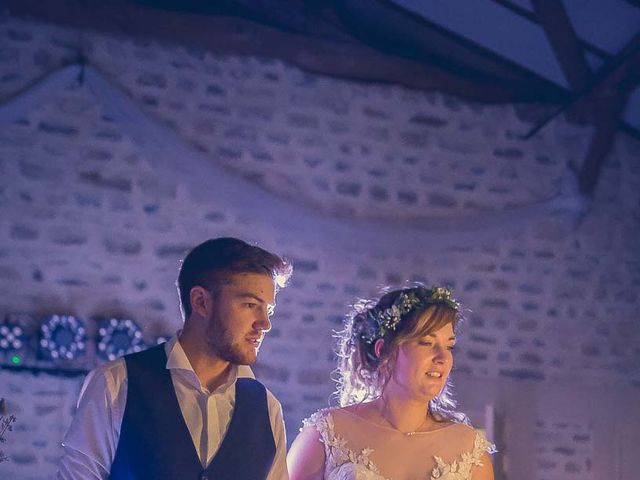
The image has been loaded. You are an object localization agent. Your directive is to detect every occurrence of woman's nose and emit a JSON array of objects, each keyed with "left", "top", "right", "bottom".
[{"left": 432, "top": 345, "right": 446, "bottom": 363}]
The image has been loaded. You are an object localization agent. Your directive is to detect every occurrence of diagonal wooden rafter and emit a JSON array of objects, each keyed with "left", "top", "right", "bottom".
[
  {"left": 532, "top": 0, "right": 629, "bottom": 195},
  {"left": 576, "top": 34, "right": 640, "bottom": 195},
  {"left": 532, "top": 0, "right": 591, "bottom": 92},
  {"left": 523, "top": 24, "right": 640, "bottom": 195},
  {"left": 578, "top": 89, "right": 631, "bottom": 195},
  {"left": 524, "top": 31, "right": 640, "bottom": 139}
]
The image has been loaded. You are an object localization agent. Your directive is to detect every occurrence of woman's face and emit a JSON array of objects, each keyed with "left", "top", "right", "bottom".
[{"left": 386, "top": 321, "right": 456, "bottom": 402}]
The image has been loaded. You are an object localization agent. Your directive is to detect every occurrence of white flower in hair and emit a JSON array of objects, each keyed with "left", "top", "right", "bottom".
[{"left": 360, "top": 286, "right": 459, "bottom": 344}]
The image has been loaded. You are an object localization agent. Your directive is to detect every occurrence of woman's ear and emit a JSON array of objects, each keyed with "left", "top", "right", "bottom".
[{"left": 374, "top": 338, "right": 385, "bottom": 358}]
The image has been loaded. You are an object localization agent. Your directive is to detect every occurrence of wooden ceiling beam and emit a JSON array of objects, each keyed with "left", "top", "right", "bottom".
[
  {"left": 532, "top": 0, "right": 591, "bottom": 92},
  {"left": 523, "top": 32, "right": 640, "bottom": 138},
  {"left": 579, "top": 91, "right": 630, "bottom": 195},
  {"left": 3, "top": 0, "right": 555, "bottom": 103},
  {"left": 576, "top": 35, "right": 640, "bottom": 194}
]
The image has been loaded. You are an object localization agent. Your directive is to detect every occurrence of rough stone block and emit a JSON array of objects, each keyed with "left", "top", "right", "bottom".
[
  {"left": 50, "top": 230, "right": 87, "bottom": 246},
  {"left": 0, "top": 265, "right": 21, "bottom": 280},
  {"left": 519, "top": 352, "right": 543, "bottom": 365},
  {"left": 291, "top": 259, "right": 319, "bottom": 273},
  {"left": 94, "top": 128, "right": 123, "bottom": 142},
  {"left": 38, "top": 121, "right": 78, "bottom": 137},
  {"left": 204, "top": 211, "right": 225, "bottom": 222},
  {"left": 363, "top": 106, "right": 390, "bottom": 120},
  {"left": 427, "top": 193, "right": 457, "bottom": 208},
  {"left": 466, "top": 349, "right": 488, "bottom": 361},
  {"left": 399, "top": 131, "right": 427, "bottom": 148},
  {"left": 78, "top": 171, "right": 131, "bottom": 192},
  {"left": 336, "top": 181, "right": 361, "bottom": 197},
  {"left": 216, "top": 146, "right": 242, "bottom": 161},
  {"left": 493, "top": 147, "right": 524, "bottom": 159},
  {"left": 409, "top": 114, "right": 447, "bottom": 128},
  {"left": 137, "top": 72, "right": 167, "bottom": 89},
  {"left": 103, "top": 237, "right": 142, "bottom": 255},
  {"left": 397, "top": 190, "right": 418, "bottom": 205},
  {"left": 287, "top": 113, "right": 318, "bottom": 129},
  {"left": 296, "top": 368, "right": 327, "bottom": 385},
  {"left": 10, "top": 224, "right": 39, "bottom": 240}
]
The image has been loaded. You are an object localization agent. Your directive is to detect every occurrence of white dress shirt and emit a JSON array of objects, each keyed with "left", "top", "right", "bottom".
[{"left": 57, "top": 335, "right": 288, "bottom": 479}]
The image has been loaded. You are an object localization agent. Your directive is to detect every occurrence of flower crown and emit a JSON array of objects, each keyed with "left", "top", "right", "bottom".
[{"left": 360, "top": 286, "right": 459, "bottom": 344}]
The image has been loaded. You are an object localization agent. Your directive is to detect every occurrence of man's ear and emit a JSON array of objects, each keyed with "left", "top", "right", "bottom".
[{"left": 189, "top": 286, "right": 210, "bottom": 318}]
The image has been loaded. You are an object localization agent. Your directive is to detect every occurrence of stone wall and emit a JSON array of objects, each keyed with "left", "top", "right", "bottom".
[{"left": 0, "top": 15, "right": 639, "bottom": 479}]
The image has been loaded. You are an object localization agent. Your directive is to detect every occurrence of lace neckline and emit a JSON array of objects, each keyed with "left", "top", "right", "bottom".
[
  {"left": 304, "top": 408, "right": 496, "bottom": 480},
  {"left": 340, "top": 407, "right": 458, "bottom": 436}
]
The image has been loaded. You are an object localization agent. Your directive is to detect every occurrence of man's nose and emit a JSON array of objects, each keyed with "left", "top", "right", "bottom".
[{"left": 255, "top": 309, "right": 271, "bottom": 332}]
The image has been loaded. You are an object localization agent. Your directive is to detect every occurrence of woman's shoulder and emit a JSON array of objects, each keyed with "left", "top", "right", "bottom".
[
  {"left": 302, "top": 406, "right": 338, "bottom": 428},
  {"left": 446, "top": 424, "right": 497, "bottom": 457},
  {"left": 301, "top": 404, "right": 374, "bottom": 439},
  {"left": 302, "top": 403, "right": 369, "bottom": 423},
  {"left": 428, "top": 422, "right": 496, "bottom": 453}
]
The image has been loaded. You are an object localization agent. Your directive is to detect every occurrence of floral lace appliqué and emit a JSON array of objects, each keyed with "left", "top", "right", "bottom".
[
  {"left": 304, "top": 411, "right": 496, "bottom": 480},
  {"left": 303, "top": 409, "right": 384, "bottom": 477},
  {"left": 429, "top": 430, "right": 496, "bottom": 480}
]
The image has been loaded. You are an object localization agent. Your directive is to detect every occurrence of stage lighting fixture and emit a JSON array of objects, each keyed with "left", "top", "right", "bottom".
[
  {"left": 0, "top": 314, "right": 33, "bottom": 366},
  {"left": 39, "top": 315, "right": 87, "bottom": 362},
  {"left": 97, "top": 318, "right": 145, "bottom": 361}
]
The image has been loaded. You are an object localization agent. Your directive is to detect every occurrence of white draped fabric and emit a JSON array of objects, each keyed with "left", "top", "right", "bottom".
[{"left": 0, "top": 64, "right": 588, "bottom": 253}]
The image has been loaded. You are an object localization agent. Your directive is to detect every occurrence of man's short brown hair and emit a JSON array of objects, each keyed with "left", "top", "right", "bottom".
[{"left": 177, "top": 237, "right": 292, "bottom": 318}]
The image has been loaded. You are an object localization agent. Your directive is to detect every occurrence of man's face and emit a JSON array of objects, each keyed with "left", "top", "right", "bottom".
[{"left": 205, "top": 272, "right": 276, "bottom": 365}]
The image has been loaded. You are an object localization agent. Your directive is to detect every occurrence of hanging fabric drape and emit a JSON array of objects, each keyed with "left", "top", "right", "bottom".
[{"left": 0, "top": 63, "right": 588, "bottom": 253}]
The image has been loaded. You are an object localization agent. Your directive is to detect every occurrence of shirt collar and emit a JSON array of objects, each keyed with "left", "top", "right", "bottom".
[{"left": 163, "top": 332, "right": 255, "bottom": 393}]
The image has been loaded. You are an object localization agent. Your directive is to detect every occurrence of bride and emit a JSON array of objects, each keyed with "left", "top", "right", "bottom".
[{"left": 287, "top": 286, "right": 495, "bottom": 480}]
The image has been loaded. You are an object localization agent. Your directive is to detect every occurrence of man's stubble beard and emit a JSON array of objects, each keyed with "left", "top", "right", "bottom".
[{"left": 205, "top": 311, "right": 257, "bottom": 366}]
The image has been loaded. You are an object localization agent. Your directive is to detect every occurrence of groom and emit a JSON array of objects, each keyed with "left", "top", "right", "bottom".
[{"left": 59, "top": 237, "right": 293, "bottom": 479}]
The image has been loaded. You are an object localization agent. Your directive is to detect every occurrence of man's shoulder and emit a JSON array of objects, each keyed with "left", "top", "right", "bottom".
[
  {"left": 88, "top": 344, "right": 162, "bottom": 379},
  {"left": 263, "top": 385, "right": 283, "bottom": 409},
  {"left": 77, "top": 357, "right": 127, "bottom": 401},
  {"left": 88, "top": 356, "right": 126, "bottom": 379}
]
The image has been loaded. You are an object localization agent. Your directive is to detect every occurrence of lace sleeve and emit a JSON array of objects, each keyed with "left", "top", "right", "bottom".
[
  {"left": 302, "top": 409, "right": 332, "bottom": 443},
  {"left": 301, "top": 409, "right": 380, "bottom": 473},
  {"left": 430, "top": 428, "right": 497, "bottom": 480},
  {"left": 470, "top": 430, "right": 497, "bottom": 466}
]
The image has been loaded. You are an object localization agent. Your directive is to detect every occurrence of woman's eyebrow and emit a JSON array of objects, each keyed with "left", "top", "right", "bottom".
[{"left": 426, "top": 333, "right": 457, "bottom": 341}]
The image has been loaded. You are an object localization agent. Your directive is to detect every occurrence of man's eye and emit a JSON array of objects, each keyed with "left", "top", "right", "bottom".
[{"left": 244, "top": 303, "right": 257, "bottom": 309}]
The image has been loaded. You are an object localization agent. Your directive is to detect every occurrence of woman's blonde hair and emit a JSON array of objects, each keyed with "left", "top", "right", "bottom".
[{"left": 333, "top": 285, "right": 468, "bottom": 424}]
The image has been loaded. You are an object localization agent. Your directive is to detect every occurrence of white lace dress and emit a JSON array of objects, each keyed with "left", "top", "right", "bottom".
[{"left": 303, "top": 408, "right": 496, "bottom": 480}]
